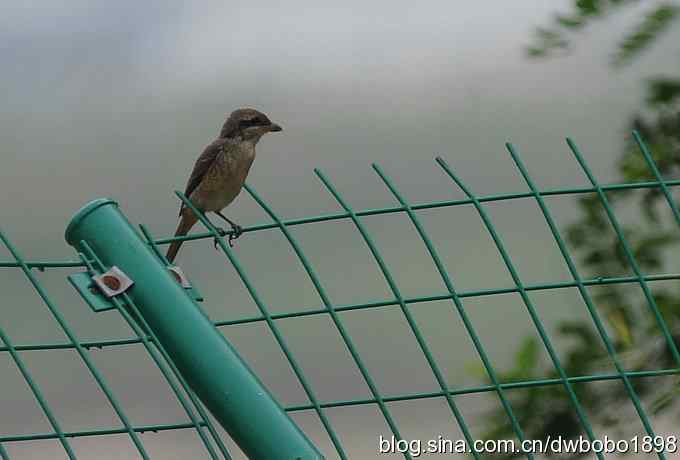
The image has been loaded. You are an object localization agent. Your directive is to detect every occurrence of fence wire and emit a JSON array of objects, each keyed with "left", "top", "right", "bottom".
[{"left": 1, "top": 133, "right": 680, "bottom": 459}]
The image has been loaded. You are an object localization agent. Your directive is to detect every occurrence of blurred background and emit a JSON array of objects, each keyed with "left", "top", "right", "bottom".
[{"left": 2, "top": 0, "right": 680, "bottom": 458}]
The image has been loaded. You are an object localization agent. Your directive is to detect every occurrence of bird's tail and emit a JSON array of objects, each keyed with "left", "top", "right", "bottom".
[{"left": 166, "top": 208, "right": 199, "bottom": 263}]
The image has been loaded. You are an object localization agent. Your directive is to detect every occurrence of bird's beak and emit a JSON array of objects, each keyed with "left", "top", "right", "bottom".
[{"left": 268, "top": 123, "right": 283, "bottom": 132}]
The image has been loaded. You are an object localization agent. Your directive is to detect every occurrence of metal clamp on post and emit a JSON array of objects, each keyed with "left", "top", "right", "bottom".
[
  {"left": 68, "top": 266, "right": 133, "bottom": 313},
  {"left": 70, "top": 263, "right": 204, "bottom": 314},
  {"left": 167, "top": 265, "right": 204, "bottom": 302},
  {"left": 92, "top": 266, "right": 134, "bottom": 297}
]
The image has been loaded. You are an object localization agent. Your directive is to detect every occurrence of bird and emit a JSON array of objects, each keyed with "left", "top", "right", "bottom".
[{"left": 166, "top": 108, "right": 282, "bottom": 263}]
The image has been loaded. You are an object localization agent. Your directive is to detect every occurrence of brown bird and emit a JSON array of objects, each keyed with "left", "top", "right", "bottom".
[{"left": 166, "top": 108, "right": 282, "bottom": 263}]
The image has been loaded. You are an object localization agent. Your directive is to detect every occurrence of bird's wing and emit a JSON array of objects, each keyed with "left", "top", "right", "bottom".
[{"left": 179, "top": 138, "right": 227, "bottom": 215}]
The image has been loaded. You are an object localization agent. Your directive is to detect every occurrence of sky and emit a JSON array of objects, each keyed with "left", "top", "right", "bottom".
[{"left": 1, "top": 1, "right": 680, "bottom": 459}]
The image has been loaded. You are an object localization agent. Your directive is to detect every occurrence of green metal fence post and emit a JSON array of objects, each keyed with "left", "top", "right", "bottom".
[{"left": 64, "top": 198, "right": 324, "bottom": 460}]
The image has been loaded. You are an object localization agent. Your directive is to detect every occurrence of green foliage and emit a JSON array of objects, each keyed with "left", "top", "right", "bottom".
[
  {"left": 613, "top": 3, "right": 679, "bottom": 65},
  {"left": 646, "top": 78, "right": 680, "bottom": 106},
  {"left": 481, "top": 325, "right": 605, "bottom": 458},
  {"left": 526, "top": 1, "right": 679, "bottom": 63},
  {"left": 527, "top": 29, "right": 569, "bottom": 58},
  {"left": 483, "top": 130, "right": 680, "bottom": 452},
  {"left": 480, "top": 2, "right": 680, "bottom": 455}
]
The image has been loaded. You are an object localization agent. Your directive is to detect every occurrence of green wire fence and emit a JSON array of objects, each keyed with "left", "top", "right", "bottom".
[{"left": 1, "top": 133, "right": 679, "bottom": 459}]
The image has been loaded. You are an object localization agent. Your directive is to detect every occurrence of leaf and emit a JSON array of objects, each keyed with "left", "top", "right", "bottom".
[
  {"left": 584, "top": 248, "right": 609, "bottom": 266},
  {"left": 526, "top": 0, "right": 643, "bottom": 61},
  {"left": 526, "top": 28, "right": 569, "bottom": 58},
  {"left": 576, "top": 0, "right": 605, "bottom": 16},
  {"left": 559, "top": 321, "right": 597, "bottom": 347},
  {"left": 646, "top": 78, "right": 680, "bottom": 106},
  {"left": 566, "top": 224, "right": 589, "bottom": 247},
  {"left": 555, "top": 14, "right": 585, "bottom": 29},
  {"left": 620, "top": 150, "right": 654, "bottom": 181},
  {"left": 612, "top": 4, "right": 679, "bottom": 66},
  {"left": 633, "top": 232, "right": 680, "bottom": 269},
  {"left": 527, "top": 46, "right": 547, "bottom": 58},
  {"left": 650, "top": 383, "right": 680, "bottom": 414},
  {"left": 608, "top": 309, "right": 634, "bottom": 347},
  {"left": 464, "top": 362, "right": 487, "bottom": 379},
  {"left": 516, "top": 337, "right": 539, "bottom": 376}
]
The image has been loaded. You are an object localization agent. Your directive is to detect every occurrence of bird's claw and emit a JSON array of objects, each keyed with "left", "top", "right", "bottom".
[
  {"left": 228, "top": 224, "right": 243, "bottom": 247},
  {"left": 213, "top": 227, "right": 228, "bottom": 250},
  {"left": 213, "top": 225, "right": 242, "bottom": 249}
]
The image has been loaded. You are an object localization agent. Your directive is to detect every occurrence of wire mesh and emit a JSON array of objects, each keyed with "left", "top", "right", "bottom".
[{"left": 1, "top": 133, "right": 680, "bottom": 459}]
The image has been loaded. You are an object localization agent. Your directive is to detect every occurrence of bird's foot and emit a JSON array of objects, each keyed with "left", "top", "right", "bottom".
[
  {"left": 213, "top": 225, "right": 242, "bottom": 249},
  {"left": 228, "top": 224, "right": 243, "bottom": 247},
  {"left": 214, "top": 227, "right": 228, "bottom": 250}
]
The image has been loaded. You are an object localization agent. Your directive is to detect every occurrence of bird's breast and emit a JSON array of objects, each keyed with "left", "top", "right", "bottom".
[{"left": 193, "top": 144, "right": 256, "bottom": 212}]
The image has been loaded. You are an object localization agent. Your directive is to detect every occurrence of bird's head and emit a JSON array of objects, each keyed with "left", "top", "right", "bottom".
[{"left": 219, "top": 108, "right": 282, "bottom": 142}]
